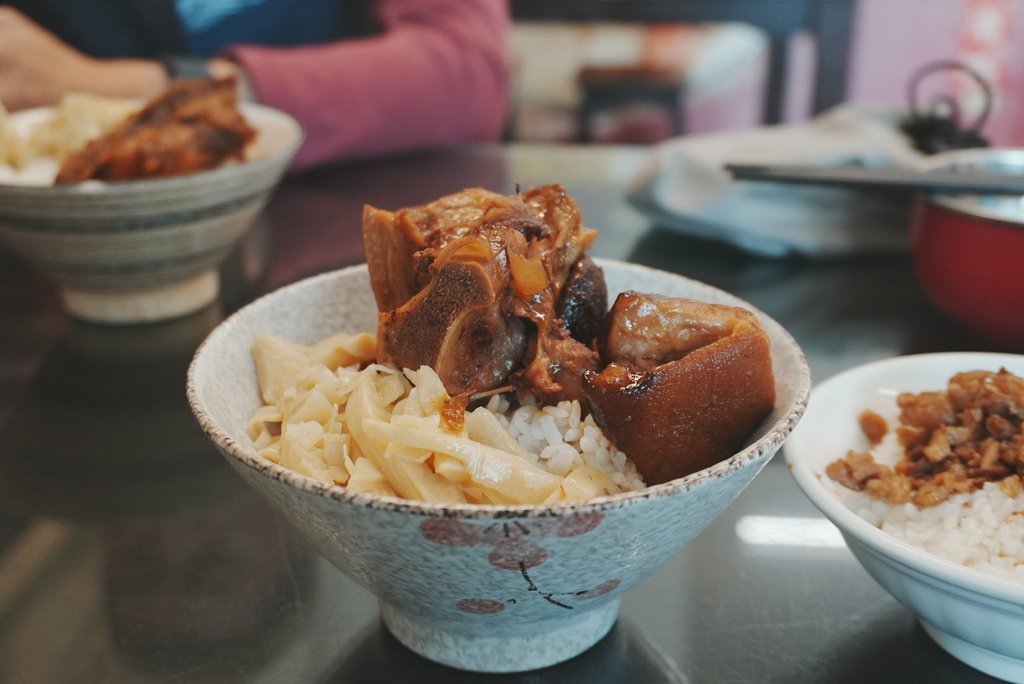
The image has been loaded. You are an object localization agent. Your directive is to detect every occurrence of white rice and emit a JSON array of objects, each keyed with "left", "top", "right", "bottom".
[
  {"left": 841, "top": 485, "right": 1024, "bottom": 582},
  {"left": 0, "top": 158, "right": 58, "bottom": 185},
  {"left": 835, "top": 432, "right": 1024, "bottom": 582},
  {"left": 484, "top": 394, "right": 646, "bottom": 492}
]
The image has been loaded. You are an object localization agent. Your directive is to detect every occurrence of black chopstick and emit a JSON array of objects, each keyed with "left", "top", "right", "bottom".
[{"left": 725, "top": 163, "right": 1024, "bottom": 195}]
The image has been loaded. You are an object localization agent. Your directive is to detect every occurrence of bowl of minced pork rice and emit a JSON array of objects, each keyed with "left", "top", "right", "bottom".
[{"left": 786, "top": 352, "right": 1024, "bottom": 682}]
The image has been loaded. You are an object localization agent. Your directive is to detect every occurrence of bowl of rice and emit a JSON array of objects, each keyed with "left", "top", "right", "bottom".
[
  {"left": 785, "top": 352, "right": 1024, "bottom": 682},
  {"left": 187, "top": 258, "right": 810, "bottom": 673},
  {"left": 0, "top": 92, "right": 302, "bottom": 324}
]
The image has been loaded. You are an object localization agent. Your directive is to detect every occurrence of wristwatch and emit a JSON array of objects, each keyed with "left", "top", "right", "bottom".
[{"left": 158, "top": 54, "right": 211, "bottom": 80}]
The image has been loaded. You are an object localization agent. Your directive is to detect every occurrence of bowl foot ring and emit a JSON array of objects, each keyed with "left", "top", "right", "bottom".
[
  {"left": 61, "top": 270, "right": 219, "bottom": 324},
  {"left": 379, "top": 598, "right": 620, "bottom": 673},
  {"left": 921, "top": 619, "right": 1024, "bottom": 683}
]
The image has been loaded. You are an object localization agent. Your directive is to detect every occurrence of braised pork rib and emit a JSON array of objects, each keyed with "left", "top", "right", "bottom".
[{"left": 363, "top": 185, "right": 605, "bottom": 399}]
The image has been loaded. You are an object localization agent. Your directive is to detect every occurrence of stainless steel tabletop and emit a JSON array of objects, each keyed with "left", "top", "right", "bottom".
[{"left": 0, "top": 145, "right": 1007, "bottom": 683}]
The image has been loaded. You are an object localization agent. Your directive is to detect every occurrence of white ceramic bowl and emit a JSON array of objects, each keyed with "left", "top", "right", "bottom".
[
  {"left": 187, "top": 259, "right": 810, "bottom": 672},
  {"left": 0, "top": 103, "right": 302, "bottom": 324},
  {"left": 785, "top": 352, "right": 1024, "bottom": 682}
]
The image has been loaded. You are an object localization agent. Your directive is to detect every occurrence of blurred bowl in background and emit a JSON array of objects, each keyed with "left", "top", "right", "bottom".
[
  {"left": 0, "top": 103, "right": 302, "bottom": 325},
  {"left": 911, "top": 148, "right": 1024, "bottom": 347}
]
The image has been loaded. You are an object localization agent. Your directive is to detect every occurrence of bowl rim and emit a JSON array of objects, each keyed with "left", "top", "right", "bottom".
[
  {"left": 920, "top": 148, "right": 1024, "bottom": 229},
  {"left": 785, "top": 351, "right": 1024, "bottom": 604},
  {"left": 187, "top": 259, "right": 811, "bottom": 519},
  {"left": 0, "top": 101, "right": 304, "bottom": 195}
]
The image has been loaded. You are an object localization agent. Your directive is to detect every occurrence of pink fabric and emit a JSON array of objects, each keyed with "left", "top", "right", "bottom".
[{"left": 226, "top": 0, "right": 510, "bottom": 170}]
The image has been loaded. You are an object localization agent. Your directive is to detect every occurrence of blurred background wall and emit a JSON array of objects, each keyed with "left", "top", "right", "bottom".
[
  {"left": 507, "top": 0, "right": 1023, "bottom": 147},
  {"left": 848, "top": 0, "right": 1023, "bottom": 145}
]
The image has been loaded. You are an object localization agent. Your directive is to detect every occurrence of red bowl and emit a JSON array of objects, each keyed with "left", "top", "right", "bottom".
[{"left": 910, "top": 149, "right": 1024, "bottom": 346}]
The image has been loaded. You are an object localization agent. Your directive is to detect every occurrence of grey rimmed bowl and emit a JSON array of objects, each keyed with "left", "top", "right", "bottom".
[
  {"left": 0, "top": 103, "right": 302, "bottom": 324},
  {"left": 186, "top": 259, "right": 810, "bottom": 672}
]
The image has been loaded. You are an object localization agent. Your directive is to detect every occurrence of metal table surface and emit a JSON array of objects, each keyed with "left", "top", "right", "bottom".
[{"left": 0, "top": 144, "right": 1008, "bottom": 684}]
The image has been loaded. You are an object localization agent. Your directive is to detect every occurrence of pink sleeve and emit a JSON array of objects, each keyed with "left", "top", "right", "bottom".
[{"left": 225, "top": 0, "right": 511, "bottom": 171}]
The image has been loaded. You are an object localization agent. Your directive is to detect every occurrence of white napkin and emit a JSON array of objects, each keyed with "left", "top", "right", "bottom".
[{"left": 628, "top": 106, "right": 927, "bottom": 257}]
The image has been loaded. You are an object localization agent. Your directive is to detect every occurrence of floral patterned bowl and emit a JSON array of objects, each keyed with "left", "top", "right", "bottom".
[{"left": 186, "top": 259, "right": 810, "bottom": 672}]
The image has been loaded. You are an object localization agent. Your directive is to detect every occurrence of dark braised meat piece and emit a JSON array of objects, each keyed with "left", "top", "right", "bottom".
[
  {"left": 365, "top": 185, "right": 600, "bottom": 399},
  {"left": 363, "top": 187, "right": 502, "bottom": 313},
  {"left": 55, "top": 77, "right": 256, "bottom": 184},
  {"left": 826, "top": 450, "right": 889, "bottom": 491},
  {"left": 597, "top": 291, "right": 743, "bottom": 370},
  {"left": 557, "top": 256, "right": 607, "bottom": 345},
  {"left": 377, "top": 247, "right": 528, "bottom": 396},
  {"left": 858, "top": 410, "right": 889, "bottom": 445},
  {"left": 583, "top": 292, "right": 776, "bottom": 485}
]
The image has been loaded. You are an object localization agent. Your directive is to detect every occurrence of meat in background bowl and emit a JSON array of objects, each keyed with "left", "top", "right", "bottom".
[
  {"left": 187, "top": 259, "right": 810, "bottom": 672},
  {"left": 0, "top": 101, "right": 302, "bottom": 324},
  {"left": 785, "top": 352, "right": 1024, "bottom": 682}
]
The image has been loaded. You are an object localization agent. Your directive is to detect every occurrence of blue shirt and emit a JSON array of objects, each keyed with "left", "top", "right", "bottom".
[{"left": 175, "top": 0, "right": 342, "bottom": 56}]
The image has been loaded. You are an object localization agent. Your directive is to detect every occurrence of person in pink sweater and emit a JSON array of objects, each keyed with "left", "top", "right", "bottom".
[{"left": 0, "top": 1, "right": 510, "bottom": 170}]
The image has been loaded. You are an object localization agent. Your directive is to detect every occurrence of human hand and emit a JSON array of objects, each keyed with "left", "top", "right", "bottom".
[
  {"left": 208, "top": 58, "right": 256, "bottom": 102},
  {"left": 0, "top": 6, "right": 168, "bottom": 110}
]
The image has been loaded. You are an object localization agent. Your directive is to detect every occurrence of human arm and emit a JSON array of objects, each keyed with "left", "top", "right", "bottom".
[
  {"left": 0, "top": 0, "right": 511, "bottom": 171},
  {"left": 0, "top": 6, "right": 168, "bottom": 111},
  {"left": 223, "top": 0, "right": 511, "bottom": 170}
]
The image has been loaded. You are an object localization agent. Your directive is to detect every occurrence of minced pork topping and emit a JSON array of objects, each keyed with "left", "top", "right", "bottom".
[{"left": 827, "top": 368, "right": 1024, "bottom": 508}]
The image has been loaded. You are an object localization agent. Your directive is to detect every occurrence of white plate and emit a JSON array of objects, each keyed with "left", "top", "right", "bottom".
[{"left": 627, "top": 106, "right": 922, "bottom": 257}]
